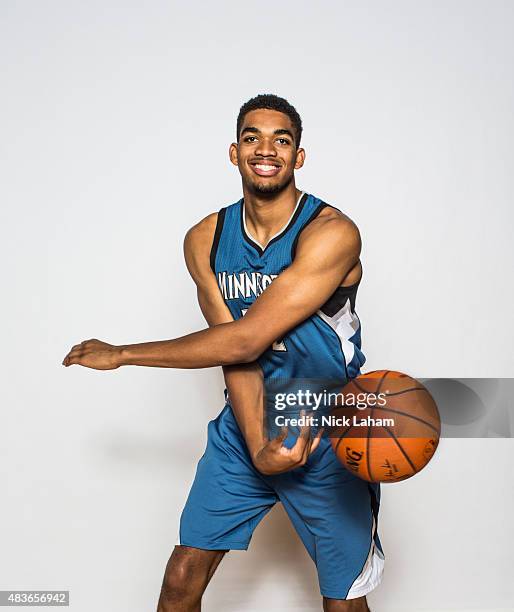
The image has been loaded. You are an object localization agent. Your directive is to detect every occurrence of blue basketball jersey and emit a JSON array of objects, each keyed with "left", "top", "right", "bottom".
[
  {"left": 210, "top": 191, "right": 366, "bottom": 395},
  {"left": 180, "top": 192, "right": 384, "bottom": 595}
]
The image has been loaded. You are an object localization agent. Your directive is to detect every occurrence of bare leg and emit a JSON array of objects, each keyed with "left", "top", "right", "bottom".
[
  {"left": 323, "top": 595, "right": 371, "bottom": 611},
  {"left": 157, "top": 545, "right": 227, "bottom": 612}
]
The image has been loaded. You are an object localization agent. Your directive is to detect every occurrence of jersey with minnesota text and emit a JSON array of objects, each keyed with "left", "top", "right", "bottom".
[{"left": 210, "top": 191, "right": 366, "bottom": 401}]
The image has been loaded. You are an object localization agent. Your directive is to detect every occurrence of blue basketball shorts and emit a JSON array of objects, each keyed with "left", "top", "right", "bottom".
[{"left": 177, "top": 404, "right": 385, "bottom": 600}]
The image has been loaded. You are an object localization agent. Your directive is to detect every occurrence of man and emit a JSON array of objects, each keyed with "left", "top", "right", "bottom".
[{"left": 63, "top": 94, "right": 385, "bottom": 611}]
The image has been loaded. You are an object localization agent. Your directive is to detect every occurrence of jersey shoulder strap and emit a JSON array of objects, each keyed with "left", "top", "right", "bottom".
[
  {"left": 209, "top": 199, "right": 242, "bottom": 272},
  {"left": 290, "top": 194, "right": 336, "bottom": 260}
]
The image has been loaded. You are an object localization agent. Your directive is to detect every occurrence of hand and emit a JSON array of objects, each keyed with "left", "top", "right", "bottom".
[
  {"left": 252, "top": 418, "right": 324, "bottom": 476},
  {"left": 62, "top": 339, "right": 122, "bottom": 370}
]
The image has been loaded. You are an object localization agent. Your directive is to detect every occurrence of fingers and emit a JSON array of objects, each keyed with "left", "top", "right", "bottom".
[
  {"left": 64, "top": 355, "right": 80, "bottom": 366},
  {"left": 299, "top": 428, "right": 313, "bottom": 464},
  {"left": 297, "top": 409, "right": 312, "bottom": 446},
  {"left": 62, "top": 351, "right": 75, "bottom": 366},
  {"left": 298, "top": 409, "right": 310, "bottom": 439},
  {"left": 63, "top": 350, "right": 82, "bottom": 366},
  {"left": 257, "top": 412, "right": 325, "bottom": 475},
  {"left": 309, "top": 427, "right": 325, "bottom": 455},
  {"left": 63, "top": 346, "right": 82, "bottom": 366},
  {"left": 261, "top": 428, "right": 287, "bottom": 454},
  {"left": 62, "top": 339, "right": 94, "bottom": 366},
  {"left": 271, "top": 426, "right": 288, "bottom": 446},
  {"left": 290, "top": 414, "right": 325, "bottom": 465},
  {"left": 290, "top": 424, "right": 313, "bottom": 466}
]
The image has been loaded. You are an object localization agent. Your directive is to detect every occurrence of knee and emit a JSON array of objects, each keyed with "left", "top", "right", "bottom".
[
  {"left": 160, "top": 554, "right": 205, "bottom": 606},
  {"left": 323, "top": 595, "right": 370, "bottom": 611}
]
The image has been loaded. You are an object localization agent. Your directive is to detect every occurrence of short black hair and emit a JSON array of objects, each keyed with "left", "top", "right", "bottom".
[{"left": 236, "top": 94, "right": 303, "bottom": 148}]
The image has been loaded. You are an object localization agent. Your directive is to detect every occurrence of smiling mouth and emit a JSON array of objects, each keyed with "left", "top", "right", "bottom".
[{"left": 250, "top": 162, "right": 281, "bottom": 177}]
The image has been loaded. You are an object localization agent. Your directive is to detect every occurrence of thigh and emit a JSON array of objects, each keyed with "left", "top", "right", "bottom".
[
  {"left": 270, "top": 437, "right": 385, "bottom": 600},
  {"left": 179, "top": 405, "right": 278, "bottom": 551}
]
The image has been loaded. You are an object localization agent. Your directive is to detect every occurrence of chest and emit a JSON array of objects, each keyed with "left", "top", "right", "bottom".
[{"left": 214, "top": 244, "right": 291, "bottom": 316}]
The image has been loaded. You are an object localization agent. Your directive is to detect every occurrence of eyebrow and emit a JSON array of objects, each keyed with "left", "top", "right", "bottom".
[{"left": 240, "top": 126, "right": 295, "bottom": 140}]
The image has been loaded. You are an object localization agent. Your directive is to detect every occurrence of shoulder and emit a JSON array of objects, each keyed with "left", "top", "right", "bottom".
[
  {"left": 184, "top": 211, "right": 219, "bottom": 249},
  {"left": 183, "top": 211, "right": 219, "bottom": 280},
  {"left": 184, "top": 197, "right": 241, "bottom": 249},
  {"left": 298, "top": 203, "right": 361, "bottom": 253}
]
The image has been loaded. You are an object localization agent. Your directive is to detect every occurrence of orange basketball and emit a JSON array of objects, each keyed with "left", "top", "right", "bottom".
[{"left": 328, "top": 370, "right": 441, "bottom": 483}]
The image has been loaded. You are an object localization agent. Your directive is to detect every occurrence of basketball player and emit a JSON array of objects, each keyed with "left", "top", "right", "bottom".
[{"left": 63, "top": 94, "right": 385, "bottom": 611}]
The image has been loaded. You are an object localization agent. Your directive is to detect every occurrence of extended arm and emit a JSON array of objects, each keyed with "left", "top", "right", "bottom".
[
  {"left": 62, "top": 209, "right": 361, "bottom": 370},
  {"left": 182, "top": 214, "right": 323, "bottom": 474}
]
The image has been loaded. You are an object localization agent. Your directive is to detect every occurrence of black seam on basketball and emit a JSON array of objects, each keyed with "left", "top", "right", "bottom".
[
  {"left": 382, "top": 387, "right": 430, "bottom": 397},
  {"left": 366, "top": 418, "right": 372, "bottom": 481},
  {"left": 334, "top": 436, "right": 345, "bottom": 455},
  {"left": 352, "top": 379, "right": 429, "bottom": 398},
  {"left": 350, "top": 371, "right": 389, "bottom": 394},
  {"left": 367, "top": 427, "right": 374, "bottom": 482},
  {"left": 367, "top": 376, "right": 378, "bottom": 481},
  {"left": 376, "top": 370, "right": 390, "bottom": 394},
  {"left": 334, "top": 423, "right": 356, "bottom": 454},
  {"left": 350, "top": 378, "right": 373, "bottom": 393},
  {"left": 382, "top": 425, "right": 417, "bottom": 474},
  {"left": 374, "top": 405, "right": 440, "bottom": 435}
]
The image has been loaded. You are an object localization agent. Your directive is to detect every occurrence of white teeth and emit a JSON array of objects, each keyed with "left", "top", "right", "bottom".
[{"left": 255, "top": 164, "right": 278, "bottom": 171}]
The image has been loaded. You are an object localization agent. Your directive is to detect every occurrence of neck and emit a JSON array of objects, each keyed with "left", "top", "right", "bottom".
[{"left": 242, "top": 182, "right": 303, "bottom": 247}]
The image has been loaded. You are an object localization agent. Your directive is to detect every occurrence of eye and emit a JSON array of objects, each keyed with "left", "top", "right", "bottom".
[
  {"left": 243, "top": 136, "right": 257, "bottom": 142},
  {"left": 276, "top": 138, "right": 290, "bottom": 145}
]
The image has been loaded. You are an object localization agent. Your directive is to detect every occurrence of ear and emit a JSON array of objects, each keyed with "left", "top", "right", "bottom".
[
  {"left": 229, "top": 142, "right": 239, "bottom": 166},
  {"left": 294, "top": 147, "right": 305, "bottom": 170}
]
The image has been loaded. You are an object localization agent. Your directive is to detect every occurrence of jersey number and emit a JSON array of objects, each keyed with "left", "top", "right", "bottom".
[{"left": 241, "top": 309, "right": 287, "bottom": 352}]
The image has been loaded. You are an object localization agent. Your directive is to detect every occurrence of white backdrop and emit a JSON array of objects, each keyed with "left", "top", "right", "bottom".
[{"left": 2, "top": 1, "right": 513, "bottom": 611}]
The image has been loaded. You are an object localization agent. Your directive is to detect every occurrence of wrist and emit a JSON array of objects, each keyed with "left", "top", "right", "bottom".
[
  {"left": 115, "top": 344, "right": 130, "bottom": 366},
  {"left": 248, "top": 440, "right": 265, "bottom": 464}
]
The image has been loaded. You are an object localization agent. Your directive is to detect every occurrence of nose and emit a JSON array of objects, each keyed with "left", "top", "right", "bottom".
[{"left": 255, "top": 137, "right": 277, "bottom": 157}]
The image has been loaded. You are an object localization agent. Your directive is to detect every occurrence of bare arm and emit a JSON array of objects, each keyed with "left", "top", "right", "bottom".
[
  {"left": 182, "top": 212, "right": 268, "bottom": 461},
  {"left": 62, "top": 208, "right": 361, "bottom": 370},
  {"left": 183, "top": 213, "right": 325, "bottom": 474}
]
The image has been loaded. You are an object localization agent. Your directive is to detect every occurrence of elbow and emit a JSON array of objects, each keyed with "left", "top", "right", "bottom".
[
  {"left": 230, "top": 344, "right": 261, "bottom": 365},
  {"left": 228, "top": 333, "right": 262, "bottom": 365}
]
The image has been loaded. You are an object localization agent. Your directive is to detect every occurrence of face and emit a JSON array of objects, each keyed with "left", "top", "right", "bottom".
[{"left": 229, "top": 109, "right": 305, "bottom": 196}]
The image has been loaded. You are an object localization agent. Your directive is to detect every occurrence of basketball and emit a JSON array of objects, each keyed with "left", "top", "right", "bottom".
[{"left": 328, "top": 370, "right": 441, "bottom": 483}]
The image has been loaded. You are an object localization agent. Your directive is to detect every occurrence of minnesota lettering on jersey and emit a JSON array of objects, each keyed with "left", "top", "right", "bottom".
[
  {"left": 217, "top": 271, "right": 279, "bottom": 300},
  {"left": 217, "top": 270, "right": 286, "bottom": 351},
  {"left": 210, "top": 194, "right": 365, "bottom": 380}
]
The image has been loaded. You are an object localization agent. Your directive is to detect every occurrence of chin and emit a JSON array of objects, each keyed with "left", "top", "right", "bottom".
[{"left": 248, "top": 175, "right": 293, "bottom": 196}]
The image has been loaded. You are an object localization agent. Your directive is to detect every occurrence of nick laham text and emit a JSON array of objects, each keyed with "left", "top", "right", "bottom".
[{"left": 274, "top": 415, "right": 395, "bottom": 427}]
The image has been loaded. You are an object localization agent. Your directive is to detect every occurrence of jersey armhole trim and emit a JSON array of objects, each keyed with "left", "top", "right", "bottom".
[
  {"left": 290, "top": 202, "right": 329, "bottom": 260},
  {"left": 290, "top": 202, "right": 364, "bottom": 285},
  {"left": 210, "top": 207, "right": 227, "bottom": 273}
]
